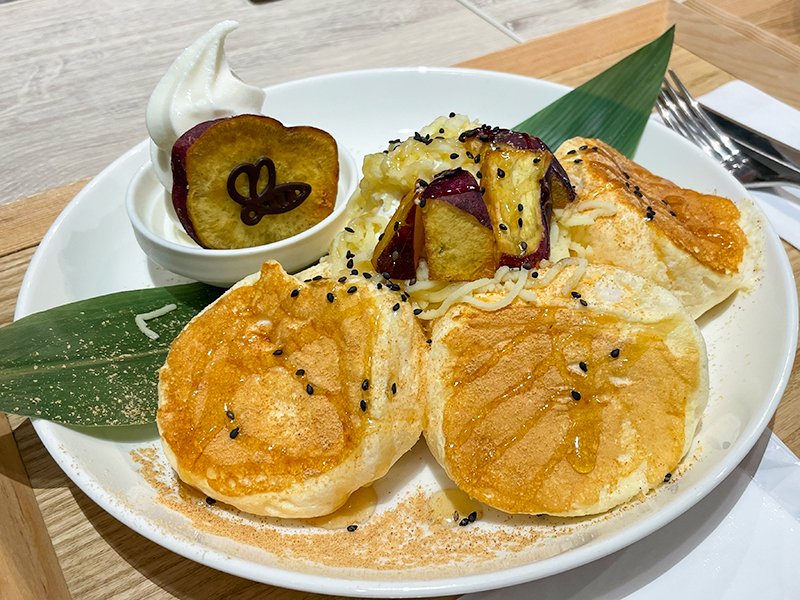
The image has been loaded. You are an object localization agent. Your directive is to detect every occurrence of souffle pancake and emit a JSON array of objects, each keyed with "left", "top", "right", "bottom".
[
  {"left": 424, "top": 260, "right": 708, "bottom": 517},
  {"left": 157, "top": 260, "right": 426, "bottom": 518},
  {"left": 555, "top": 138, "right": 764, "bottom": 318}
]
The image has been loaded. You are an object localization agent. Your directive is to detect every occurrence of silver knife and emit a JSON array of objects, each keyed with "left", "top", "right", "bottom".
[{"left": 700, "top": 104, "right": 800, "bottom": 181}]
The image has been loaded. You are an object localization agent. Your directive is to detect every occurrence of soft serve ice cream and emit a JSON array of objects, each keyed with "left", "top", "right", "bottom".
[{"left": 146, "top": 21, "right": 266, "bottom": 190}]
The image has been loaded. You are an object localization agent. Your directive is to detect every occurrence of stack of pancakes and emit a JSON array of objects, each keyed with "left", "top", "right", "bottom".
[{"left": 158, "top": 137, "right": 762, "bottom": 519}]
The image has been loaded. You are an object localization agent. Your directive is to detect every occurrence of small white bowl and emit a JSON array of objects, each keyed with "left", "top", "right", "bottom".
[{"left": 126, "top": 145, "right": 359, "bottom": 287}]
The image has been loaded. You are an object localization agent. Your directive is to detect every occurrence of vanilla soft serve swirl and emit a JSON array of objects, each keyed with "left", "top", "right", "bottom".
[{"left": 146, "top": 21, "right": 266, "bottom": 190}]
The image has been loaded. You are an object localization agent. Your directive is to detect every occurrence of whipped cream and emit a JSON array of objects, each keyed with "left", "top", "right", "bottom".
[{"left": 146, "top": 21, "right": 266, "bottom": 190}]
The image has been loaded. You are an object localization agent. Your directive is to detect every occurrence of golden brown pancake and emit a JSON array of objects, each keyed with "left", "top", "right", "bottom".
[
  {"left": 424, "top": 261, "right": 708, "bottom": 516},
  {"left": 555, "top": 138, "right": 764, "bottom": 318},
  {"left": 158, "top": 260, "right": 426, "bottom": 518}
]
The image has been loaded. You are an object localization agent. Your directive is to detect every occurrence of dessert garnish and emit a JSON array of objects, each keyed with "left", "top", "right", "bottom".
[
  {"left": 226, "top": 157, "right": 311, "bottom": 225},
  {"left": 171, "top": 114, "right": 338, "bottom": 249}
]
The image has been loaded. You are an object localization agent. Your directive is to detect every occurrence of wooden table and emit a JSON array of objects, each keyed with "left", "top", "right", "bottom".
[{"left": 2, "top": 0, "right": 799, "bottom": 598}]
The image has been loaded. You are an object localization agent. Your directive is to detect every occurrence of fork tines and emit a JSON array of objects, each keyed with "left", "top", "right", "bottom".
[{"left": 657, "top": 70, "right": 743, "bottom": 163}]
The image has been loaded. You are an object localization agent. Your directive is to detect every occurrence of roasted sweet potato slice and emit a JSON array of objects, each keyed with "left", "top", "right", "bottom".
[
  {"left": 482, "top": 148, "right": 551, "bottom": 267},
  {"left": 171, "top": 114, "right": 338, "bottom": 249}
]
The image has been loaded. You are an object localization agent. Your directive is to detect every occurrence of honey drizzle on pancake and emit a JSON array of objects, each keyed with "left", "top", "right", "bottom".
[
  {"left": 581, "top": 141, "right": 746, "bottom": 275},
  {"left": 159, "top": 262, "right": 379, "bottom": 497},
  {"left": 442, "top": 305, "right": 697, "bottom": 514}
]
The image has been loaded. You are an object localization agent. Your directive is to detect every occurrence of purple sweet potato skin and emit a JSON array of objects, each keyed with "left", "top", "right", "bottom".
[
  {"left": 465, "top": 125, "right": 576, "bottom": 207},
  {"left": 170, "top": 118, "right": 227, "bottom": 247},
  {"left": 422, "top": 168, "right": 493, "bottom": 229}
]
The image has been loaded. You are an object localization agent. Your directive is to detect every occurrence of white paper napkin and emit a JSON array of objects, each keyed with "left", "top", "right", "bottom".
[
  {"left": 700, "top": 81, "right": 800, "bottom": 249},
  {"left": 461, "top": 83, "right": 800, "bottom": 600}
]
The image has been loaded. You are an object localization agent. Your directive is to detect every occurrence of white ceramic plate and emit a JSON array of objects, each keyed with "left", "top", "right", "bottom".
[{"left": 16, "top": 68, "right": 798, "bottom": 597}]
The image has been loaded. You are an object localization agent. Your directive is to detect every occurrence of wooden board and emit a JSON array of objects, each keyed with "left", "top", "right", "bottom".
[{"left": 2, "top": 0, "right": 800, "bottom": 597}]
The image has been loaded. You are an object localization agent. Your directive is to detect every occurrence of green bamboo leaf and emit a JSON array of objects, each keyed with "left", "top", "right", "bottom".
[
  {"left": 0, "top": 283, "right": 224, "bottom": 426},
  {"left": 515, "top": 26, "right": 675, "bottom": 157}
]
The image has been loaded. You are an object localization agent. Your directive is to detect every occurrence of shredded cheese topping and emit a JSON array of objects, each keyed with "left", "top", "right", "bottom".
[{"left": 135, "top": 303, "right": 178, "bottom": 340}]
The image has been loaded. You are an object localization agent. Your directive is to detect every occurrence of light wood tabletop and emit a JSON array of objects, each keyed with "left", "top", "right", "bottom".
[{"left": 1, "top": 0, "right": 800, "bottom": 598}]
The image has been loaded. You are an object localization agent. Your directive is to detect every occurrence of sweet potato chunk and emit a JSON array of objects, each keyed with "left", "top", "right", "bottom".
[{"left": 482, "top": 148, "right": 551, "bottom": 267}]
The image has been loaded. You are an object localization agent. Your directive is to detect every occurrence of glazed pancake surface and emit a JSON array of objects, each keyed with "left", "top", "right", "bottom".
[
  {"left": 555, "top": 137, "right": 763, "bottom": 318},
  {"left": 425, "top": 262, "right": 708, "bottom": 516},
  {"left": 158, "top": 261, "right": 425, "bottom": 518}
]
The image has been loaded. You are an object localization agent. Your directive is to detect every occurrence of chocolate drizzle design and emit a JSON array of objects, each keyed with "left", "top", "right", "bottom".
[{"left": 227, "top": 157, "right": 311, "bottom": 225}]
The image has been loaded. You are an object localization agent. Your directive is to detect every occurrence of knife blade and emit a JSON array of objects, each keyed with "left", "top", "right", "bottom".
[{"left": 701, "top": 104, "right": 800, "bottom": 172}]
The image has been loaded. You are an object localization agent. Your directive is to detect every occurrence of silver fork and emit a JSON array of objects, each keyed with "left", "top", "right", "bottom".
[{"left": 656, "top": 70, "right": 800, "bottom": 189}]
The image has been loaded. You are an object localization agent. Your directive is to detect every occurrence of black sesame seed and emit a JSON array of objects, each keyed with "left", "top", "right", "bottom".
[
  {"left": 273, "top": 349, "right": 283, "bottom": 356},
  {"left": 579, "top": 299, "right": 588, "bottom": 307},
  {"left": 466, "top": 151, "right": 473, "bottom": 159},
  {"left": 518, "top": 217, "right": 523, "bottom": 228},
  {"left": 363, "top": 272, "right": 372, "bottom": 279},
  {"left": 383, "top": 150, "right": 388, "bottom": 154},
  {"left": 346, "top": 259, "right": 354, "bottom": 269},
  {"left": 439, "top": 128, "right": 445, "bottom": 134},
  {"left": 623, "top": 171, "right": 630, "bottom": 179},
  {"left": 592, "top": 146, "right": 598, "bottom": 150},
  {"left": 413, "top": 308, "right": 422, "bottom": 315},
  {"left": 230, "top": 427, "right": 240, "bottom": 439},
  {"left": 499, "top": 223, "right": 508, "bottom": 231},
  {"left": 571, "top": 291, "right": 581, "bottom": 299},
  {"left": 474, "top": 153, "right": 481, "bottom": 163},
  {"left": 348, "top": 286, "right": 358, "bottom": 294},
  {"left": 360, "top": 399, "right": 367, "bottom": 412},
  {"left": 518, "top": 203, "right": 524, "bottom": 212},
  {"left": 346, "top": 250, "right": 354, "bottom": 259},
  {"left": 533, "top": 157, "right": 541, "bottom": 164},
  {"left": 480, "top": 187, "right": 485, "bottom": 194},
  {"left": 450, "top": 153, "right": 459, "bottom": 159},
  {"left": 426, "top": 339, "right": 432, "bottom": 344},
  {"left": 522, "top": 264, "right": 532, "bottom": 271},
  {"left": 476, "top": 171, "right": 482, "bottom": 179},
  {"left": 338, "top": 276, "right": 347, "bottom": 283},
  {"left": 520, "top": 241, "right": 528, "bottom": 251},
  {"left": 573, "top": 158, "right": 583, "bottom": 164},
  {"left": 327, "top": 292, "right": 335, "bottom": 303},
  {"left": 392, "top": 383, "right": 397, "bottom": 394},
  {"left": 377, "top": 283, "right": 383, "bottom": 290},
  {"left": 362, "top": 379, "right": 370, "bottom": 391},
  {"left": 459, "top": 518, "right": 470, "bottom": 527},
  {"left": 419, "top": 198, "right": 427, "bottom": 208},
  {"left": 571, "top": 390, "right": 581, "bottom": 401},
  {"left": 579, "top": 145, "right": 588, "bottom": 151},
  {"left": 296, "top": 369, "right": 305, "bottom": 377},
  {"left": 664, "top": 473, "right": 672, "bottom": 482},
  {"left": 226, "top": 410, "right": 235, "bottom": 420},
  {"left": 468, "top": 511, "right": 477, "bottom": 522},
  {"left": 610, "top": 348, "right": 620, "bottom": 358},
  {"left": 567, "top": 149, "right": 577, "bottom": 155},
  {"left": 579, "top": 362, "right": 587, "bottom": 372},
  {"left": 393, "top": 303, "right": 400, "bottom": 311},
  {"left": 347, "top": 524, "right": 358, "bottom": 532},
  {"left": 344, "top": 226, "right": 355, "bottom": 233},
  {"left": 670, "top": 210, "right": 676, "bottom": 216},
  {"left": 449, "top": 111, "right": 456, "bottom": 117},
  {"left": 532, "top": 271, "right": 539, "bottom": 278},
  {"left": 634, "top": 190, "right": 643, "bottom": 198},
  {"left": 206, "top": 497, "right": 216, "bottom": 505},
  {"left": 351, "top": 269, "right": 359, "bottom": 275},
  {"left": 393, "top": 221, "right": 400, "bottom": 232},
  {"left": 497, "top": 168, "right": 505, "bottom": 178},
  {"left": 382, "top": 272, "right": 391, "bottom": 280},
  {"left": 291, "top": 289, "right": 299, "bottom": 298},
  {"left": 306, "top": 384, "right": 314, "bottom": 395},
  {"left": 313, "top": 275, "right": 322, "bottom": 281},
  {"left": 378, "top": 233, "right": 384, "bottom": 241}
]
